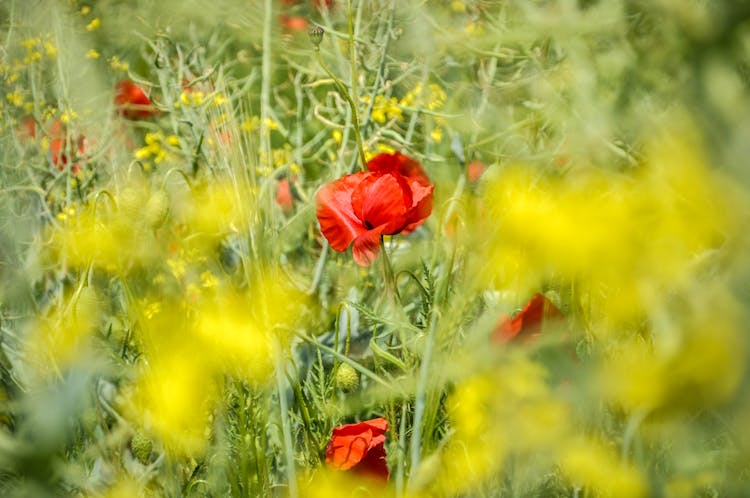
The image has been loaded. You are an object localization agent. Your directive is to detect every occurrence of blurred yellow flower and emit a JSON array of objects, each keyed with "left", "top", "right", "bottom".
[
  {"left": 480, "top": 129, "right": 748, "bottom": 327},
  {"left": 423, "top": 356, "right": 569, "bottom": 496},
  {"left": 560, "top": 438, "right": 646, "bottom": 498},
  {"left": 599, "top": 286, "right": 745, "bottom": 414},
  {"left": 298, "top": 468, "right": 392, "bottom": 498},
  {"left": 24, "top": 287, "right": 100, "bottom": 377},
  {"left": 86, "top": 18, "right": 101, "bottom": 31}
]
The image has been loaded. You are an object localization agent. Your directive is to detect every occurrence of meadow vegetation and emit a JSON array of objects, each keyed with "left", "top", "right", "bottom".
[{"left": 1, "top": 0, "right": 750, "bottom": 496}]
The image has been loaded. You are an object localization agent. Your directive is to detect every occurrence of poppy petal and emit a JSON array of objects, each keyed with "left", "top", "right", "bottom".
[
  {"left": 276, "top": 178, "right": 294, "bottom": 213},
  {"left": 493, "top": 293, "right": 562, "bottom": 343},
  {"left": 352, "top": 228, "right": 383, "bottom": 267},
  {"left": 367, "top": 152, "right": 430, "bottom": 185},
  {"left": 316, "top": 173, "right": 369, "bottom": 252},
  {"left": 325, "top": 417, "right": 389, "bottom": 479},
  {"left": 357, "top": 440, "right": 389, "bottom": 479},
  {"left": 401, "top": 180, "right": 435, "bottom": 234},
  {"left": 362, "top": 417, "right": 388, "bottom": 434},
  {"left": 115, "top": 79, "right": 156, "bottom": 119},
  {"left": 351, "top": 173, "right": 412, "bottom": 230},
  {"left": 327, "top": 430, "right": 372, "bottom": 470}
]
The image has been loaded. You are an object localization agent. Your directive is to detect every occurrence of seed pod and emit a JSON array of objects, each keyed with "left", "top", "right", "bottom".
[
  {"left": 144, "top": 190, "right": 169, "bottom": 228},
  {"left": 130, "top": 430, "right": 153, "bottom": 465},
  {"left": 308, "top": 24, "right": 324, "bottom": 47},
  {"left": 334, "top": 363, "right": 359, "bottom": 392},
  {"left": 118, "top": 187, "right": 145, "bottom": 221}
]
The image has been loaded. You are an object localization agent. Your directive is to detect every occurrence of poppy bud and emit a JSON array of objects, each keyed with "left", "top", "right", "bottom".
[
  {"left": 130, "top": 430, "right": 153, "bottom": 464},
  {"left": 334, "top": 363, "right": 359, "bottom": 392},
  {"left": 145, "top": 191, "right": 170, "bottom": 228},
  {"left": 118, "top": 187, "right": 145, "bottom": 221},
  {"left": 308, "top": 24, "right": 324, "bottom": 47}
]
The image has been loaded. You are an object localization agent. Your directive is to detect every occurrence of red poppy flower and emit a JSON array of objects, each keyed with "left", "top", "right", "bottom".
[
  {"left": 17, "top": 117, "right": 37, "bottom": 140},
  {"left": 276, "top": 178, "right": 294, "bottom": 213},
  {"left": 313, "top": 0, "right": 333, "bottom": 9},
  {"left": 325, "top": 417, "right": 389, "bottom": 481},
  {"left": 492, "top": 293, "right": 563, "bottom": 343},
  {"left": 279, "top": 14, "right": 309, "bottom": 32},
  {"left": 49, "top": 135, "right": 86, "bottom": 174},
  {"left": 23, "top": 119, "right": 86, "bottom": 174},
  {"left": 115, "top": 79, "right": 156, "bottom": 119},
  {"left": 316, "top": 152, "right": 434, "bottom": 266},
  {"left": 467, "top": 160, "right": 485, "bottom": 183}
]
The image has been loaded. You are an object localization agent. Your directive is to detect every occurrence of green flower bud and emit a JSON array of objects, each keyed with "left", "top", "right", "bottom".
[
  {"left": 308, "top": 25, "right": 324, "bottom": 48},
  {"left": 334, "top": 363, "right": 359, "bottom": 393},
  {"left": 130, "top": 430, "right": 153, "bottom": 465},
  {"left": 118, "top": 187, "right": 145, "bottom": 221},
  {"left": 144, "top": 190, "right": 169, "bottom": 228}
]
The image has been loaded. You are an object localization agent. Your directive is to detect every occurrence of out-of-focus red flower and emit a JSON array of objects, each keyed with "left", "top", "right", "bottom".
[
  {"left": 276, "top": 178, "right": 294, "bottom": 213},
  {"left": 20, "top": 118, "right": 86, "bottom": 174},
  {"left": 313, "top": 0, "right": 333, "bottom": 9},
  {"left": 492, "top": 293, "right": 563, "bottom": 343},
  {"left": 279, "top": 14, "right": 309, "bottom": 32},
  {"left": 325, "top": 417, "right": 389, "bottom": 481},
  {"left": 279, "top": 0, "right": 332, "bottom": 10},
  {"left": 49, "top": 134, "right": 86, "bottom": 174},
  {"left": 467, "top": 160, "right": 485, "bottom": 183},
  {"left": 17, "top": 117, "right": 37, "bottom": 140},
  {"left": 115, "top": 79, "right": 156, "bottom": 119},
  {"left": 316, "top": 152, "right": 434, "bottom": 266}
]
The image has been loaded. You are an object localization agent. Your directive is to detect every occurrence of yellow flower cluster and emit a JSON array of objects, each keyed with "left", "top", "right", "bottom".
[
  {"left": 127, "top": 275, "right": 305, "bottom": 455},
  {"left": 24, "top": 286, "right": 101, "bottom": 380},
  {"left": 42, "top": 168, "right": 291, "bottom": 456},
  {"left": 400, "top": 82, "right": 447, "bottom": 111},
  {"left": 108, "top": 55, "right": 129, "bottom": 72},
  {"left": 86, "top": 17, "right": 101, "bottom": 32},
  {"left": 48, "top": 184, "right": 165, "bottom": 274},
  {"left": 134, "top": 131, "right": 179, "bottom": 165},
  {"left": 18, "top": 35, "right": 57, "bottom": 63},
  {"left": 257, "top": 143, "right": 298, "bottom": 175},
  {"left": 362, "top": 95, "right": 403, "bottom": 123},
  {"left": 414, "top": 356, "right": 646, "bottom": 498},
  {"left": 480, "top": 129, "right": 747, "bottom": 327}
]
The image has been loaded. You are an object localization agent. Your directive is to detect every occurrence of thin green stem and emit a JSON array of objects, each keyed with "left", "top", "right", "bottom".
[
  {"left": 314, "top": 48, "right": 367, "bottom": 171},
  {"left": 260, "top": 0, "right": 274, "bottom": 192},
  {"left": 396, "top": 401, "right": 408, "bottom": 498},
  {"left": 274, "top": 343, "right": 298, "bottom": 498},
  {"left": 345, "top": 0, "right": 364, "bottom": 172},
  {"left": 307, "top": 240, "right": 329, "bottom": 295},
  {"left": 408, "top": 310, "right": 439, "bottom": 490},
  {"left": 380, "top": 236, "right": 400, "bottom": 301},
  {"left": 360, "top": 0, "right": 396, "bottom": 138},
  {"left": 296, "top": 332, "right": 392, "bottom": 389}
]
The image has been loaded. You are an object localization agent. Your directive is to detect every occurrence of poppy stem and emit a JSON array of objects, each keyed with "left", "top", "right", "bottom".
[
  {"left": 312, "top": 36, "right": 367, "bottom": 171},
  {"left": 380, "top": 236, "right": 400, "bottom": 301},
  {"left": 345, "top": 0, "right": 367, "bottom": 171},
  {"left": 408, "top": 310, "right": 439, "bottom": 489}
]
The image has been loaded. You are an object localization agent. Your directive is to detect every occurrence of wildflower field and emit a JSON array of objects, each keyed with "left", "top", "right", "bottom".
[{"left": 2, "top": 0, "right": 750, "bottom": 496}]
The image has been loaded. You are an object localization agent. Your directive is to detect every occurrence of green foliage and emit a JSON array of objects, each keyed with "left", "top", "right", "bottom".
[{"left": 1, "top": 0, "right": 750, "bottom": 497}]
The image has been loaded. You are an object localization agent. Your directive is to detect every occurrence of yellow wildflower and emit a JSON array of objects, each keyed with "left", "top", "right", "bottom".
[{"left": 86, "top": 18, "right": 101, "bottom": 31}]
